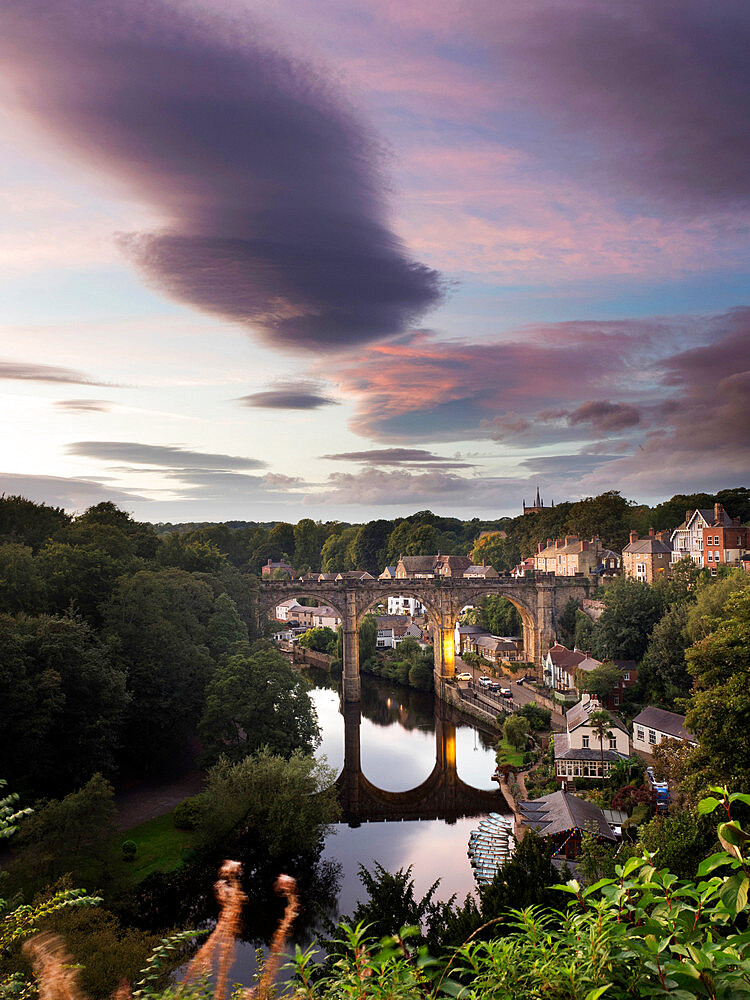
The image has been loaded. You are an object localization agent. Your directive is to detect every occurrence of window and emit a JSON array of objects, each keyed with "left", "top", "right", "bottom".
[
  {"left": 623, "top": 671, "right": 630, "bottom": 681},
  {"left": 614, "top": 695, "right": 619, "bottom": 705},
  {"left": 715, "top": 550, "right": 721, "bottom": 562},
  {"left": 649, "top": 730, "right": 657, "bottom": 745},
  {"left": 636, "top": 727, "right": 645, "bottom": 741},
  {"left": 609, "top": 737, "right": 617, "bottom": 749},
  {"left": 582, "top": 735, "right": 590, "bottom": 748},
  {"left": 707, "top": 551, "right": 713, "bottom": 562}
]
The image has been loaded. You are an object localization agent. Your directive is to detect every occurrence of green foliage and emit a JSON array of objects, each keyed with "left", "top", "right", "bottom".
[
  {"left": 502, "top": 715, "right": 529, "bottom": 751},
  {"left": 0, "top": 495, "right": 70, "bottom": 551},
  {"left": 172, "top": 796, "right": 205, "bottom": 832},
  {"left": 339, "top": 863, "right": 442, "bottom": 948},
  {"left": 0, "top": 544, "right": 45, "bottom": 615},
  {"left": 298, "top": 627, "right": 338, "bottom": 654},
  {"left": 593, "top": 575, "right": 666, "bottom": 660},
  {"left": 358, "top": 614, "right": 377, "bottom": 664},
  {"left": 294, "top": 518, "right": 321, "bottom": 572},
  {"left": 199, "top": 642, "right": 320, "bottom": 765},
  {"left": 576, "top": 830, "right": 619, "bottom": 885},
  {"left": 556, "top": 597, "right": 580, "bottom": 648},
  {"left": 470, "top": 595, "right": 522, "bottom": 637},
  {"left": 470, "top": 533, "right": 520, "bottom": 574},
  {"left": 196, "top": 749, "right": 339, "bottom": 855},
  {"left": 122, "top": 840, "right": 137, "bottom": 861},
  {"left": 0, "top": 614, "right": 128, "bottom": 797},
  {"left": 577, "top": 660, "right": 623, "bottom": 703},
  {"left": 638, "top": 810, "right": 717, "bottom": 879},
  {"left": 350, "top": 521, "right": 392, "bottom": 575},
  {"left": 516, "top": 702, "right": 551, "bottom": 731},
  {"left": 639, "top": 603, "right": 690, "bottom": 709}
]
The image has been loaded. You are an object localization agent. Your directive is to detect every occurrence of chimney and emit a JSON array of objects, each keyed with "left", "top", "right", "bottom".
[
  {"left": 538, "top": 541, "right": 543, "bottom": 553},
  {"left": 581, "top": 539, "right": 589, "bottom": 551},
  {"left": 657, "top": 529, "right": 671, "bottom": 545},
  {"left": 547, "top": 538, "right": 553, "bottom": 548},
  {"left": 629, "top": 530, "right": 638, "bottom": 544},
  {"left": 564, "top": 535, "right": 576, "bottom": 545},
  {"left": 686, "top": 509, "right": 692, "bottom": 523},
  {"left": 649, "top": 526, "right": 655, "bottom": 537},
  {"left": 714, "top": 503, "right": 724, "bottom": 525},
  {"left": 555, "top": 539, "right": 564, "bottom": 549}
]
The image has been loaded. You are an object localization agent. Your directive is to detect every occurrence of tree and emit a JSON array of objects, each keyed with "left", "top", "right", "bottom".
[
  {"left": 197, "top": 749, "right": 338, "bottom": 855},
  {"left": 480, "top": 595, "right": 522, "bottom": 636},
  {"left": 686, "top": 568, "right": 750, "bottom": 643},
  {"left": 38, "top": 541, "right": 120, "bottom": 623},
  {"left": 320, "top": 527, "right": 358, "bottom": 572},
  {"left": 563, "top": 491, "right": 633, "bottom": 551},
  {"left": 157, "top": 534, "right": 225, "bottom": 573},
  {"left": 556, "top": 597, "right": 580, "bottom": 648},
  {"left": 594, "top": 575, "right": 665, "bottom": 660},
  {"left": 470, "top": 533, "right": 520, "bottom": 574},
  {"left": 638, "top": 810, "right": 716, "bottom": 879},
  {"left": 297, "top": 627, "right": 337, "bottom": 654},
  {"left": 683, "top": 588, "right": 750, "bottom": 792},
  {"left": 206, "top": 592, "right": 248, "bottom": 659},
  {"left": 294, "top": 518, "right": 320, "bottom": 571},
  {"left": 502, "top": 715, "right": 529, "bottom": 751},
  {"left": 576, "top": 661, "right": 622, "bottom": 703},
  {"left": 341, "top": 863, "right": 441, "bottom": 946},
  {"left": 0, "top": 494, "right": 69, "bottom": 551},
  {"left": 198, "top": 644, "right": 320, "bottom": 765},
  {"left": 0, "top": 613, "right": 128, "bottom": 797},
  {"left": 0, "top": 542, "right": 45, "bottom": 613},
  {"left": 267, "top": 521, "right": 296, "bottom": 559},
  {"left": 350, "top": 520, "right": 391, "bottom": 575},
  {"left": 516, "top": 702, "right": 551, "bottom": 731},
  {"left": 358, "top": 614, "right": 377, "bottom": 666},
  {"left": 103, "top": 569, "right": 216, "bottom": 771},
  {"left": 577, "top": 830, "right": 618, "bottom": 885},
  {"left": 638, "top": 604, "right": 690, "bottom": 708},
  {"left": 574, "top": 609, "right": 595, "bottom": 651},
  {"left": 588, "top": 709, "right": 614, "bottom": 776}
]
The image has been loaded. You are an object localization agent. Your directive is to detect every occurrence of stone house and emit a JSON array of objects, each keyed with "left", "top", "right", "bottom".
[
  {"left": 274, "top": 597, "right": 301, "bottom": 621},
  {"left": 394, "top": 554, "right": 473, "bottom": 578},
  {"left": 463, "top": 563, "right": 500, "bottom": 580},
  {"left": 471, "top": 633, "right": 523, "bottom": 663},
  {"left": 632, "top": 707, "right": 698, "bottom": 755},
  {"left": 554, "top": 694, "right": 631, "bottom": 782},
  {"left": 622, "top": 528, "right": 673, "bottom": 582},
  {"left": 289, "top": 604, "right": 341, "bottom": 629},
  {"left": 534, "top": 536, "right": 605, "bottom": 576}
]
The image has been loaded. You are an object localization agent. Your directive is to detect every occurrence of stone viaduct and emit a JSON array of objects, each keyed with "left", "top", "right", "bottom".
[{"left": 259, "top": 575, "right": 588, "bottom": 702}]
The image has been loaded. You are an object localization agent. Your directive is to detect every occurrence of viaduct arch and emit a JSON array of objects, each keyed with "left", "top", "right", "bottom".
[{"left": 259, "top": 575, "right": 588, "bottom": 702}]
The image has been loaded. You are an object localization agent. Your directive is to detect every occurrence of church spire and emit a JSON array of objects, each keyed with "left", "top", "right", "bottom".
[{"left": 535, "top": 485, "right": 541, "bottom": 506}]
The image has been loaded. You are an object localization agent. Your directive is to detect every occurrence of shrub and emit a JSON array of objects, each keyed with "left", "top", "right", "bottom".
[
  {"left": 121, "top": 840, "right": 137, "bottom": 861},
  {"left": 173, "top": 795, "right": 205, "bottom": 831}
]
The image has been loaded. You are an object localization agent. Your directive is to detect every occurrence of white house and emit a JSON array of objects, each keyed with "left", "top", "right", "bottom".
[
  {"left": 275, "top": 598, "right": 301, "bottom": 621},
  {"left": 387, "top": 594, "right": 425, "bottom": 616},
  {"left": 554, "top": 694, "right": 630, "bottom": 783},
  {"left": 544, "top": 644, "right": 588, "bottom": 691},
  {"left": 670, "top": 506, "right": 736, "bottom": 568},
  {"left": 632, "top": 707, "right": 697, "bottom": 754}
]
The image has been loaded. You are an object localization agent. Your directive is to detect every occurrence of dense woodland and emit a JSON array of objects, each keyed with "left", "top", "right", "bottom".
[{"left": 2, "top": 488, "right": 750, "bottom": 999}]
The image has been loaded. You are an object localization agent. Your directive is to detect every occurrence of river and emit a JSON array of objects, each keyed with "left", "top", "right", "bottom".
[{"left": 221, "top": 669, "right": 508, "bottom": 980}]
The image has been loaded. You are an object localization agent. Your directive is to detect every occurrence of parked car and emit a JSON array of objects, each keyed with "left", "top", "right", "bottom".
[
  {"left": 487, "top": 681, "right": 501, "bottom": 692},
  {"left": 478, "top": 675, "right": 492, "bottom": 687},
  {"left": 499, "top": 687, "right": 512, "bottom": 697},
  {"left": 456, "top": 671, "right": 472, "bottom": 681}
]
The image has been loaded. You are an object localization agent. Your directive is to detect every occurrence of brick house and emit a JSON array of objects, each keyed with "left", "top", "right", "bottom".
[
  {"left": 701, "top": 504, "right": 748, "bottom": 574},
  {"left": 576, "top": 657, "right": 638, "bottom": 709},
  {"left": 670, "top": 504, "right": 743, "bottom": 569},
  {"left": 622, "top": 528, "right": 673, "bottom": 582},
  {"left": 261, "top": 559, "right": 296, "bottom": 579}
]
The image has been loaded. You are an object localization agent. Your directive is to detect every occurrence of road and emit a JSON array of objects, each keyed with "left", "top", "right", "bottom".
[{"left": 454, "top": 655, "right": 565, "bottom": 728}]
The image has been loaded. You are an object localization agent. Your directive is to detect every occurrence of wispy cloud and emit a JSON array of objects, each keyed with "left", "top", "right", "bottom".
[
  {"left": 320, "top": 447, "right": 475, "bottom": 468},
  {"left": 239, "top": 382, "right": 339, "bottom": 410},
  {"left": 53, "top": 399, "right": 113, "bottom": 412},
  {"left": 0, "top": 361, "right": 110, "bottom": 386},
  {"left": 66, "top": 441, "right": 266, "bottom": 470}
]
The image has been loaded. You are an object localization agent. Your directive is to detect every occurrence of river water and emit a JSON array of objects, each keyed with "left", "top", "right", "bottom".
[{"left": 221, "top": 669, "right": 508, "bottom": 980}]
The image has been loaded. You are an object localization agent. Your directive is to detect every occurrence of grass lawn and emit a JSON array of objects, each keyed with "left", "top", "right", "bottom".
[
  {"left": 495, "top": 738, "right": 525, "bottom": 767},
  {"left": 108, "top": 812, "right": 200, "bottom": 891}
]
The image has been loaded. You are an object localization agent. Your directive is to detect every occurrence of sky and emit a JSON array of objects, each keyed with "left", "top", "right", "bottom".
[{"left": 1, "top": 0, "right": 749, "bottom": 523}]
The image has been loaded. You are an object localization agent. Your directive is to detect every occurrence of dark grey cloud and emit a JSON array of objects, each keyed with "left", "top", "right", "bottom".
[
  {"left": 0, "top": 361, "right": 108, "bottom": 385},
  {"left": 67, "top": 441, "right": 266, "bottom": 470},
  {"left": 53, "top": 399, "right": 113, "bottom": 412},
  {"left": 320, "top": 447, "right": 474, "bottom": 467},
  {"left": 567, "top": 401, "right": 642, "bottom": 433},
  {"left": 239, "top": 383, "right": 338, "bottom": 410},
  {"left": 2, "top": 0, "right": 442, "bottom": 351}
]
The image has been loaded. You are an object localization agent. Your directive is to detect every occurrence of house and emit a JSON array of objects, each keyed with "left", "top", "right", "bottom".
[
  {"left": 387, "top": 594, "right": 425, "bottom": 616},
  {"left": 511, "top": 557, "right": 535, "bottom": 579},
  {"left": 576, "top": 657, "right": 638, "bottom": 709},
  {"left": 632, "top": 707, "right": 698, "bottom": 755},
  {"left": 544, "top": 643, "right": 587, "bottom": 691},
  {"left": 379, "top": 565, "right": 398, "bottom": 580},
  {"left": 454, "top": 623, "right": 488, "bottom": 654},
  {"left": 289, "top": 604, "right": 341, "bottom": 629},
  {"left": 554, "top": 694, "right": 631, "bottom": 782},
  {"left": 375, "top": 615, "right": 423, "bottom": 649},
  {"left": 335, "top": 570, "right": 375, "bottom": 581},
  {"left": 671, "top": 504, "right": 743, "bottom": 569},
  {"left": 472, "top": 634, "right": 523, "bottom": 663},
  {"left": 261, "top": 559, "right": 295, "bottom": 579},
  {"left": 701, "top": 504, "right": 748, "bottom": 574},
  {"left": 394, "top": 554, "right": 474, "bottom": 579},
  {"left": 534, "top": 536, "right": 605, "bottom": 577},
  {"left": 519, "top": 791, "right": 616, "bottom": 860},
  {"left": 274, "top": 598, "right": 301, "bottom": 621},
  {"left": 316, "top": 572, "right": 338, "bottom": 582},
  {"left": 463, "top": 563, "right": 500, "bottom": 580},
  {"left": 622, "top": 528, "right": 673, "bottom": 582}
]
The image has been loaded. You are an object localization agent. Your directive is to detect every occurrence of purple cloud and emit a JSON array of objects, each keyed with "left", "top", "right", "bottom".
[
  {"left": 67, "top": 441, "right": 266, "bottom": 471},
  {"left": 239, "top": 383, "right": 338, "bottom": 410},
  {"left": 2, "top": 0, "right": 442, "bottom": 351},
  {"left": 568, "top": 401, "right": 642, "bottom": 433},
  {"left": 0, "top": 361, "right": 109, "bottom": 385}
]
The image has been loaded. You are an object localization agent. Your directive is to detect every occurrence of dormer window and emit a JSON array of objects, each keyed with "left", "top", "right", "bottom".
[{"left": 582, "top": 735, "right": 590, "bottom": 748}]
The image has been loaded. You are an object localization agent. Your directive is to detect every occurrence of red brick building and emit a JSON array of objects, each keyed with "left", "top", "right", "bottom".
[{"left": 702, "top": 504, "right": 748, "bottom": 574}]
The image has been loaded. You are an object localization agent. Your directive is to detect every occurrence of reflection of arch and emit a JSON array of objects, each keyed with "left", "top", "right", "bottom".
[{"left": 337, "top": 698, "right": 507, "bottom": 824}]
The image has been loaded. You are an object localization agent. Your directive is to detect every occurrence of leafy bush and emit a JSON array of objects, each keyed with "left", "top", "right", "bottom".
[
  {"left": 121, "top": 840, "right": 137, "bottom": 861},
  {"left": 172, "top": 795, "right": 205, "bottom": 831}
]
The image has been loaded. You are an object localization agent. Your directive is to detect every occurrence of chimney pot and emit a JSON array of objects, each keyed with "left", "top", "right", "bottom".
[
  {"left": 686, "top": 509, "right": 692, "bottom": 523},
  {"left": 649, "top": 526, "right": 655, "bottom": 537},
  {"left": 629, "top": 530, "right": 638, "bottom": 544},
  {"left": 715, "top": 503, "right": 724, "bottom": 524}
]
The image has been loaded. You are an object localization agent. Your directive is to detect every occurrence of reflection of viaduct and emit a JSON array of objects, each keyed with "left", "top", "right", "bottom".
[
  {"left": 260, "top": 576, "right": 588, "bottom": 701},
  {"left": 336, "top": 700, "right": 504, "bottom": 825}
]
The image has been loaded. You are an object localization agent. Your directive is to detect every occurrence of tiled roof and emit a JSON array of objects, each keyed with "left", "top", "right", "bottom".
[
  {"left": 565, "top": 697, "right": 630, "bottom": 734},
  {"left": 519, "top": 791, "right": 616, "bottom": 841},
  {"left": 555, "top": 747, "right": 628, "bottom": 763},
  {"left": 547, "top": 644, "right": 587, "bottom": 670},
  {"left": 463, "top": 564, "right": 500, "bottom": 578},
  {"left": 633, "top": 707, "right": 697, "bottom": 742},
  {"left": 623, "top": 538, "right": 672, "bottom": 554}
]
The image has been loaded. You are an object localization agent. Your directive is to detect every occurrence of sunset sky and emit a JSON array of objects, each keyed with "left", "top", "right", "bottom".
[{"left": 2, "top": 0, "right": 749, "bottom": 522}]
